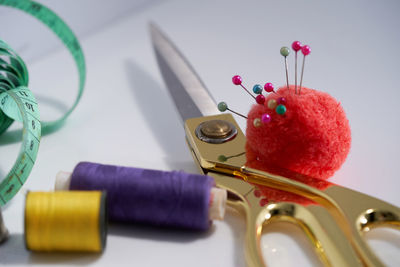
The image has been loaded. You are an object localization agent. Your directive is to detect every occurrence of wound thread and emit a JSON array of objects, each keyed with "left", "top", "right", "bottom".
[
  {"left": 68, "top": 162, "right": 216, "bottom": 231},
  {"left": 25, "top": 191, "right": 107, "bottom": 252}
]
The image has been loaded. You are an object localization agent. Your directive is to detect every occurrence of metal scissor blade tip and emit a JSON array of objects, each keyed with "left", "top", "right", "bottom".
[
  {"left": 149, "top": 23, "right": 219, "bottom": 123},
  {"left": 148, "top": 22, "right": 165, "bottom": 43}
]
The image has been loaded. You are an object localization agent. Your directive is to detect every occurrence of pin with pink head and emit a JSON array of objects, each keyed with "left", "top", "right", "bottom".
[
  {"left": 277, "top": 97, "right": 287, "bottom": 105},
  {"left": 292, "top": 41, "right": 302, "bottom": 94},
  {"left": 301, "top": 45, "right": 311, "bottom": 56},
  {"left": 261, "top": 113, "right": 271, "bottom": 124},
  {"left": 264, "top": 82, "right": 275, "bottom": 94},
  {"left": 232, "top": 75, "right": 242, "bottom": 85},
  {"left": 299, "top": 45, "right": 311, "bottom": 94},
  {"left": 292, "top": 41, "right": 302, "bottom": 52},
  {"left": 232, "top": 75, "right": 265, "bottom": 105}
]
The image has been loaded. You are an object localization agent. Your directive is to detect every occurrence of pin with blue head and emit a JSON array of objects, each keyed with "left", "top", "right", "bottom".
[{"left": 252, "top": 84, "right": 263, "bottom": 95}]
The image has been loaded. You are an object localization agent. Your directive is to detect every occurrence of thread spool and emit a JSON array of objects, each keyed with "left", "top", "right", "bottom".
[
  {"left": 25, "top": 191, "right": 107, "bottom": 252},
  {"left": 0, "top": 209, "right": 8, "bottom": 244},
  {"left": 55, "top": 162, "right": 227, "bottom": 231}
]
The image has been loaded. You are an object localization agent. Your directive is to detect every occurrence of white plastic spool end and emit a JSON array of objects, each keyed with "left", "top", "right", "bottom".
[
  {"left": 55, "top": 171, "right": 72, "bottom": 191},
  {"left": 209, "top": 187, "right": 227, "bottom": 221}
]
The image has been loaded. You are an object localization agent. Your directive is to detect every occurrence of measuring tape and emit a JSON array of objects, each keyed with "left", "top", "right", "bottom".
[{"left": 0, "top": 0, "right": 85, "bottom": 205}]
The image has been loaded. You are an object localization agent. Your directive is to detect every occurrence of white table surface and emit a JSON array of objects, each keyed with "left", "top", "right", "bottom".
[{"left": 1, "top": 0, "right": 400, "bottom": 266}]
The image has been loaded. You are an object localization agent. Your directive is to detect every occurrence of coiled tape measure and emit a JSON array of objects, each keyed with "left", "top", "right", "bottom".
[{"left": 0, "top": 0, "right": 85, "bottom": 205}]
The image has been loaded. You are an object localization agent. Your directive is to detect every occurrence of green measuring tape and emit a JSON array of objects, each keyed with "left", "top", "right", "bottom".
[{"left": 0, "top": 0, "right": 85, "bottom": 205}]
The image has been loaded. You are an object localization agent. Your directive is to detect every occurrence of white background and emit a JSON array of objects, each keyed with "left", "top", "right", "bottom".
[{"left": 0, "top": 0, "right": 400, "bottom": 266}]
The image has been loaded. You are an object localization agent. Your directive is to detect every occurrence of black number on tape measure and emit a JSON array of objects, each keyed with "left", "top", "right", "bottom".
[
  {"left": 18, "top": 91, "right": 29, "bottom": 97},
  {"left": 32, "top": 120, "right": 35, "bottom": 129},
  {"left": 21, "top": 164, "right": 27, "bottom": 174},
  {"left": 30, "top": 3, "right": 41, "bottom": 12},
  {"left": 25, "top": 102, "right": 34, "bottom": 112},
  {"left": 6, "top": 184, "right": 14, "bottom": 194},
  {"left": 30, "top": 140, "right": 34, "bottom": 150},
  {"left": 1, "top": 95, "right": 8, "bottom": 105}
]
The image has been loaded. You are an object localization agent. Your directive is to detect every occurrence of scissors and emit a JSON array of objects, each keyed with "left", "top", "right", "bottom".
[{"left": 149, "top": 24, "right": 400, "bottom": 267}]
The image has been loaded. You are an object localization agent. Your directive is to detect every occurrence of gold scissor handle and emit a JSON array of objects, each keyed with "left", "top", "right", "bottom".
[
  {"left": 243, "top": 168, "right": 400, "bottom": 267},
  {"left": 211, "top": 173, "right": 363, "bottom": 267},
  {"left": 324, "top": 185, "right": 400, "bottom": 267},
  {"left": 184, "top": 114, "right": 400, "bottom": 266}
]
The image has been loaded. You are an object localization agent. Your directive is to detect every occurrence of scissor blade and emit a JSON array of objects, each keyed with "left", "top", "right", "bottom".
[{"left": 149, "top": 23, "right": 219, "bottom": 123}]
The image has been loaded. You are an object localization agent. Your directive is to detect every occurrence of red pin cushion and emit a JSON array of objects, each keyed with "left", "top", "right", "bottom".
[{"left": 246, "top": 85, "right": 351, "bottom": 180}]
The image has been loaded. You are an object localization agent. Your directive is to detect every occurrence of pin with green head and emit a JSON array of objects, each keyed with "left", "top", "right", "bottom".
[
  {"left": 280, "top": 46, "right": 290, "bottom": 90},
  {"left": 276, "top": 104, "right": 287, "bottom": 115},
  {"left": 217, "top": 101, "right": 247, "bottom": 119},
  {"left": 217, "top": 101, "right": 228, "bottom": 112},
  {"left": 280, "top": 47, "right": 290, "bottom": 57}
]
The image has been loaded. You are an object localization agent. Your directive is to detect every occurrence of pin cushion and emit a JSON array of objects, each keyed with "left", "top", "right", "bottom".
[
  {"left": 246, "top": 85, "right": 351, "bottom": 179},
  {"left": 219, "top": 41, "right": 351, "bottom": 181}
]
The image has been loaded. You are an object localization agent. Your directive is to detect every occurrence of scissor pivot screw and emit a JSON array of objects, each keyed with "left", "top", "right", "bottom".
[{"left": 195, "top": 120, "right": 237, "bottom": 144}]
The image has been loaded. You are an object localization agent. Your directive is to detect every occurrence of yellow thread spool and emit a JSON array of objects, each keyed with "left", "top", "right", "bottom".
[{"left": 25, "top": 191, "right": 107, "bottom": 252}]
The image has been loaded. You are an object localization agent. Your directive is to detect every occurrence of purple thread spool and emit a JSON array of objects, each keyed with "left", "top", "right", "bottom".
[{"left": 55, "top": 162, "right": 225, "bottom": 231}]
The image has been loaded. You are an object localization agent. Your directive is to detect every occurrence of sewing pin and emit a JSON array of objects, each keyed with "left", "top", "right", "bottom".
[
  {"left": 232, "top": 75, "right": 256, "bottom": 101},
  {"left": 252, "top": 84, "right": 263, "bottom": 95},
  {"left": 264, "top": 82, "right": 276, "bottom": 94},
  {"left": 277, "top": 97, "right": 287, "bottom": 105},
  {"left": 276, "top": 104, "right": 287, "bottom": 115},
  {"left": 261, "top": 113, "right": 271, "bottom": 124},
  {"left": 291, "top": 41, "right": 302, "bottom": 94},
  {"left": 280, "top": 47, "right": 290, "bottom": 91},
  {"left": 267, "top": 99, "right": 277, "bottom": 109},
  {"left": 253, "top": 118, "right": 262, "bottom": 127},
  {"left": 218, "top": 152, "right": 246, "bottom": 162},
  {"left": 299, "top": 45, "right": 311, "bottom": 94},
  {"left": 255, "top": 94, "right": 265, "bottom": 105},
  {"left": 218, "top": 101, "right": 248, "bottom": 119}
]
